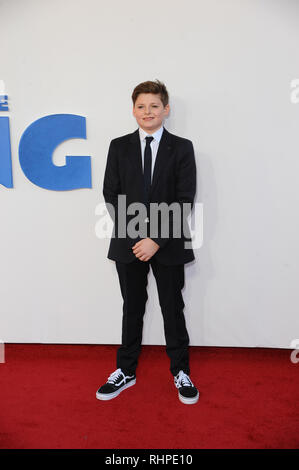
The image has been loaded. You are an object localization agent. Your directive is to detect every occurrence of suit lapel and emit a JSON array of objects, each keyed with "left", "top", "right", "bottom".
[
  {"left": 151, "top": 127, "right": 172, "bottom": 194},
  {"left": 128, "top": 126, "right": 172, "bottom": 197},
  {"left": 128, "top": 129, "right": 144, "bottom": 198}
]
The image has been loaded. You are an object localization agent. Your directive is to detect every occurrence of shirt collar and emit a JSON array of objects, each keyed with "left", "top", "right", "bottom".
[{"left": 139, "top": 124, "right": 164, "bottom": 143}]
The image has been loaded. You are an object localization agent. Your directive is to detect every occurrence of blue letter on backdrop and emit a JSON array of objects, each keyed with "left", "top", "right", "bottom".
[
  {"left": 19, "top": 114, "right": 91, "bottom": 190},
  {"left": 0, "top": 95, "right": 9, "bottom": 111},
  {"left": 0, "top": 117, "right": 13, "bottom": 188}
]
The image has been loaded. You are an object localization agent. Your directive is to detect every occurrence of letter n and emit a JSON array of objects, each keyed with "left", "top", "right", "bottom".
[{"left": 0, "top": 117, "right": 13, "bottom": 188}]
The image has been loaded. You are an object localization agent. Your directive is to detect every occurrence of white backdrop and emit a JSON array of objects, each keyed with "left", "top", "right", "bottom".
[{"left": 1, "top": 0, "right": 298, "bottom": 348}]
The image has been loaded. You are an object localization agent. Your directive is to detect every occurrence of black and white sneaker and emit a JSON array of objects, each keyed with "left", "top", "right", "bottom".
[
  {"left": 174, "top": 370, "right": 199, "bottom": 404},
  {"left": 96, "top": 368, "right": 136, "bottom": 401}
]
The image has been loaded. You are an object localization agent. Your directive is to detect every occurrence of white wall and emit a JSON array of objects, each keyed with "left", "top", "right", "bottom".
[{"left": 1, "top": 0, "right": 298, "bottom": 348}]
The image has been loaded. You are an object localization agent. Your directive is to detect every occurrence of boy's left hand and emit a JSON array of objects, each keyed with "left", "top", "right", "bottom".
[{"left": 132, "top": 238, "right": 160, "bottom": 262}]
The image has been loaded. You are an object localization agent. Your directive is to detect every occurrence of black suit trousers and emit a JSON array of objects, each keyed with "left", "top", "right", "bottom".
[{"left": 115, "top": 257, "right": 190, "bottom": 377}]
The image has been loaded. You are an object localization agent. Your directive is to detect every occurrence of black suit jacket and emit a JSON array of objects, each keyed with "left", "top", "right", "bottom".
[{"left": 102, "top": 126, "right": 196, "bottom": 265}]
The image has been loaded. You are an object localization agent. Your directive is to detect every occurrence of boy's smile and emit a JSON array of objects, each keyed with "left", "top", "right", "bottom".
[{"left": 133, "top": 93, "right": 170, "bottom": 134}]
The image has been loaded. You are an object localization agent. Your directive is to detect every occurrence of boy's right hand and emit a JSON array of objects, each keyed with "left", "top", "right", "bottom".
[{"left": 132, "top": 238, "right": 160, "bottom": 262}]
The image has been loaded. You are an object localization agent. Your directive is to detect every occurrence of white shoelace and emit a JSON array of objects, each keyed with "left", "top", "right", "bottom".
[
  {"left": 107, "top": 368, "right": 125, "bottom": 385},
  {"left": 174, "top": 370, "right": 194, "bottom": 388}
]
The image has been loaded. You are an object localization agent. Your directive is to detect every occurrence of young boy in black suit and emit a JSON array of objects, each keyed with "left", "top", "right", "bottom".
[{"left": 96, "top": 80, "right": 199, "bottom": 404}]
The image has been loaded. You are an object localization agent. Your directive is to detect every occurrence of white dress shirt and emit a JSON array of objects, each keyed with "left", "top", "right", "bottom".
[{"left": 138, "top": 125, "right": 164, "bottom": 181}]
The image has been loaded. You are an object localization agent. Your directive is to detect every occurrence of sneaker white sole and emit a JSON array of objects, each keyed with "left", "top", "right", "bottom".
[
  {"left": 178, "top": 390, "right": 199, "bottom": 405},
  {"left": 96, "top": 378, "right": 136, "bottom": 401}
]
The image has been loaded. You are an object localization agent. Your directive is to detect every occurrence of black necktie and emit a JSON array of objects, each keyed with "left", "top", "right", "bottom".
[{"left": 144, "top": 136, "right": 154, "bottom": 214}]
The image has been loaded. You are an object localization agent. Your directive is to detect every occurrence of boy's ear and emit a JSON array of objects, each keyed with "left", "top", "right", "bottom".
[{"left": 164, "top": 103, "right": 170, "bottom": 115}]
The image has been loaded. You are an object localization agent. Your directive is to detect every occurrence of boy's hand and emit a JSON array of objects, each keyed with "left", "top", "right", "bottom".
[{"left": 132, "top": 238, "right": 160, "bottom": 262}]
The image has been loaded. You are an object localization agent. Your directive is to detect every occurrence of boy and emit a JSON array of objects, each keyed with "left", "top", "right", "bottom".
[{"left": 96, "top": 80, "right": 199, "bottom": 404}]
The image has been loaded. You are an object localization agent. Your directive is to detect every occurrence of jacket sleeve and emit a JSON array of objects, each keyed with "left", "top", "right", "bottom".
[
  {"left": 102, "top": 139, "right": 121, "bottom": 231},
  {"left": 150, "top": 139, "right": 196, "bottom": 249}
]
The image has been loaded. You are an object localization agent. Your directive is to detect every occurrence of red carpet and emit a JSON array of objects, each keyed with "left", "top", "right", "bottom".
[{"left": 0, "top": 344, "right": 298, "bottom": 449}]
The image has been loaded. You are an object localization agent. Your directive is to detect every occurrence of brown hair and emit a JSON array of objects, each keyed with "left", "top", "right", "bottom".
[{"left": 131, "top": 79, "right": 169, "bottom": 107}]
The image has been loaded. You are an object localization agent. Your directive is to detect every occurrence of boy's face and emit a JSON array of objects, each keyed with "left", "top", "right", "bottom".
[{"left": 133, "top": 93, "right": 170, "bottom": 134}]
